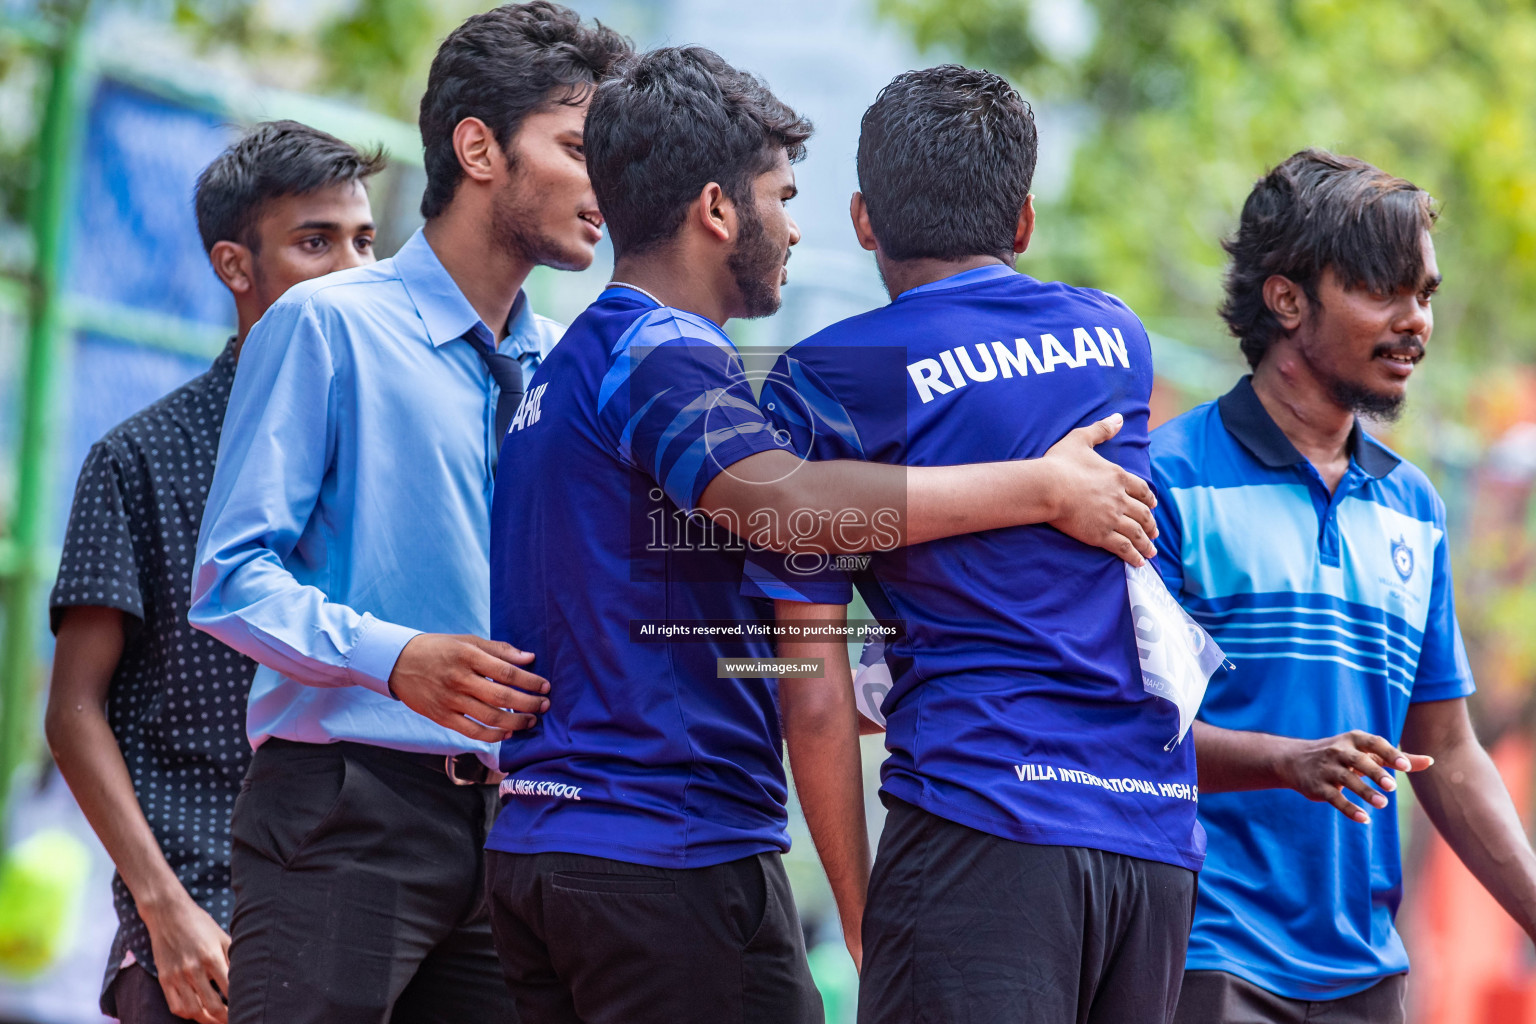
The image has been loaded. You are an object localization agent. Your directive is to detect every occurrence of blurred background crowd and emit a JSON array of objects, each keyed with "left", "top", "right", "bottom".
[{"left": 0, "top": 0, "right": 1533, "bottom": 1020}]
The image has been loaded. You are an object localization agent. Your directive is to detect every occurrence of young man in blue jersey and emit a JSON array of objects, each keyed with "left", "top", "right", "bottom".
[
  {"left": 744, "top": 66, "right": 1203, "bottom": 1024},
  {"left": 1153, "top": 149, "right": 1536, "bottom": 1024},
  {"left": 483, "top": 48, "right": 1168, "bottom": 1024}
]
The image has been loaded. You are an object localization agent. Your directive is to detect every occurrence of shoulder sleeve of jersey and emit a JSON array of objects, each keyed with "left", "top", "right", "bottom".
[
  {"left": 595, "top": 308, "right": 779, "bottom": 512},
  {"left": 740, "top": 348, "right": 860, "bottom": 605}
]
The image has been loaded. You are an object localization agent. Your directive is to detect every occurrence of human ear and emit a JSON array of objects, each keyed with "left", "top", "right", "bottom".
[
  {"left": 209, "top": 240, "right": 254, "bottom": 295},
  {"left": 1014, "top": 195, "right": 1035, "bottom": 255},
  {"left": 850, "top": 192, "right": 879, "bottom": 252},
  {"left": 1263, "top": 275, "right": 1306, "bottom": 331},
  {"left": 695, "top": 182, "right": 733, "bottom": 243},
  {"left": 452, "top": 117, "right": 501, "bottom": 185}
]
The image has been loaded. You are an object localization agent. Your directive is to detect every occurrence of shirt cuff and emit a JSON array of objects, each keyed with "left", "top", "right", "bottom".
[{"left": 346, "top": 614, "right": 423, "bottom": 698}]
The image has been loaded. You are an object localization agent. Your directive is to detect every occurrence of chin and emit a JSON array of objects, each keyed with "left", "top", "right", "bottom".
[{"left": 539, "top": 241, "right": 596, "bottom": 273}]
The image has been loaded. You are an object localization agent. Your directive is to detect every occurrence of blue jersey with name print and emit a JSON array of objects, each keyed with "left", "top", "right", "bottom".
[
  {"left": 744, "top": 264, "right": 1205, "bottom": 872},
  {"left": 485, "top": 286, "right": 791, "bottom": 869},
  {"left": 1151, "top": 377, "right": 1475, "bottom": 1000}
]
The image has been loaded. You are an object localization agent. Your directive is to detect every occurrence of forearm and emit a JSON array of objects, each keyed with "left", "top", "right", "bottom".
[
  {"left": 777, "top": 612, "right": 871, "bottom": 945},
  {"left": 702, "top": 451, "right": 1060, "bottom": 553},
  {"left": 1413, "top": 737, "right": 1536, "bottom": 938},
  {"left": 784, "top": 693, "right": 870, "bottom": 942},
  {"left": 45, "top": 610, "right": 189, "bottom": 916},
  {"left": 47, "top": 708, "right": 188, "bottom": 912},
  {"left": 189, "top": 545, "right": 417, "bottom": 694},
  {"left": 1192, "top": 720, "right": 1295, "bottom": 792}
]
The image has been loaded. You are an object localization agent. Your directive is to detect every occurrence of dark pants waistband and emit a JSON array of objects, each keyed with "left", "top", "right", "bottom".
[{"left": 259, "top": 737, "right": 502, "bottom": 785}]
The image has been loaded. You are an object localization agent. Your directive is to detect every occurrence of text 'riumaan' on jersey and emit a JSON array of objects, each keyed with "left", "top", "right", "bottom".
[{"left": 744, "top": 265, "right": 1206, "bottom": 872}]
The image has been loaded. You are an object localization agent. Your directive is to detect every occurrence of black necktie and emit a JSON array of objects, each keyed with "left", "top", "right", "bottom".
[{"left": 466, "top": 323, "right": 525, "bottom": 441}]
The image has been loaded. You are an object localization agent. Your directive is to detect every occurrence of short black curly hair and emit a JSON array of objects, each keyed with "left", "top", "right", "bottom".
[
  {"left": 1222, "top": 149, "right": 1438, "bottom": 369},
  {"left": 857, "top": 65, "right": 1038, "bottom": 262},
  {"left": 585, "top": 46, "right": 812, "bottom": 258},
  {"left": 194, "top": 120, "right": 384, "bottom": 255},
  {"left": 417, "top": 2, "right": 631, "bottom": 220}
]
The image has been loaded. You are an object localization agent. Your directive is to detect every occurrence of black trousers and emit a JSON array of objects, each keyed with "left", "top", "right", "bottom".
[
  {"left": 859, "top": 795, "right": 1198, "bottom": 1024},
  {"left": 226, "top": 739, "right": 513, "bottom": 1024},
  {"left": 108, "top": 964, "right": 193, "bottom": 1024},
  {"left": 1173, "top": 970, "right": 1407, "bottom": 1024},
  {"left": 485, "top": 847, "right": 824, "bottom": 1024}
]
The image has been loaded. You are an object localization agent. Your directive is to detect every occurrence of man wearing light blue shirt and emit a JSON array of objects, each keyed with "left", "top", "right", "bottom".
[{"left": 189, "top": 6, "right": 631, "bottom": 1021}]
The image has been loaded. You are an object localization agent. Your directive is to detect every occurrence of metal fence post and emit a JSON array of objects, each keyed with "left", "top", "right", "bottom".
[{"left": 0, "top": 2, "right": 90, "bottom": 845}]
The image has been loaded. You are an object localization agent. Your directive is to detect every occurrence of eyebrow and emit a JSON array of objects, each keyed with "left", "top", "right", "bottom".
[
  {"left": 1422, "top": 274, "right": 1442, "bottom": 291},
  {"left": 783, "top": 184, "right": 799, "bottom": 200},
  {"left": 289, "top": 220, "right": 376, "bottom": 233}
]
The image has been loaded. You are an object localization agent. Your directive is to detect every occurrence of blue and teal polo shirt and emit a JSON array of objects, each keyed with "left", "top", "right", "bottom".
[{"left": 1150, "top": 375, "right": 1475, "bottom": 1000}]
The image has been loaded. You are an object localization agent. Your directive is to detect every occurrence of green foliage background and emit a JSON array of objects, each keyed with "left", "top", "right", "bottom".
[{"left": 881, "top": 0, "right": 1536, "bottom": 367}]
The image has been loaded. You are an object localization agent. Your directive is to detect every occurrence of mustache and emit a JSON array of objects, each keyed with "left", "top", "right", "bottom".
[{"left": 1373, "top": 337, "right": 1425, "bottom": 362}]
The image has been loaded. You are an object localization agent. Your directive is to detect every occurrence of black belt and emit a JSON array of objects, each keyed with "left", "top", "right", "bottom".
[
  {"left": 261, "top": 738, "right": 504, "bottom": 786},
  {"left": 404, "top": 750, "right": 506, "bottom": 786}
]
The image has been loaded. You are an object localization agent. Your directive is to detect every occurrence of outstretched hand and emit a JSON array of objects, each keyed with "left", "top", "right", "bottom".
[
  {"left": 1276, "top": 729, "right": 1434, "bottom": 823},
  {"left": 1042, "top": 413, "right": 1159, "bottom": 566}
]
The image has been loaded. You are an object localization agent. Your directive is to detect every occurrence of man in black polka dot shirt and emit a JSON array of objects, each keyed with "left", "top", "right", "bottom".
[{"left": 44, "top": 122, "right": 383, "bottom": 1024}]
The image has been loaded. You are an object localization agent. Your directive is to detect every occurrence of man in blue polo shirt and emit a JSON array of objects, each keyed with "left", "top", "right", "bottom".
[
  {"left": 1154, "top": 149, "right": 1536, "bottom": 1024},
  {"left": 483, "top": 49, "right": 1167, "bottom": 1024},
  {"left": 744, "top": 67, "right": 1203, "bottom": 1024}
]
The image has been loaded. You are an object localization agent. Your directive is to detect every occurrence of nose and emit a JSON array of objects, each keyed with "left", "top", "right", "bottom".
[
  {"left": 1393, "top": 293, "right": 1431, "bottom": 342},
  {"left": 786, "top": 215, "right": 802, "bottom": 249},
  {"left": 337, "top": 240, "right": 374, "bottom": 271}
]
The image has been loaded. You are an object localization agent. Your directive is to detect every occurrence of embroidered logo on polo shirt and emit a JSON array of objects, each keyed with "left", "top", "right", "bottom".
[{"left": 1391, "top": 536, "right": 1415, "bottom": 582}]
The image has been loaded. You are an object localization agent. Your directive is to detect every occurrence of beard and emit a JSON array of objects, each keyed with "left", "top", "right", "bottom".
[
  {"left": 727, "top": 199, "right": 788, "bottom": 319},
  {"left": 1323, "top": 376, "right": 1406, "bottom": 422},
  {"left": 1310, "top": 337, "right": 1425, "bottom": 423},
  {"left": 489, "top": 172, "right": 591, "bottom": 272}
]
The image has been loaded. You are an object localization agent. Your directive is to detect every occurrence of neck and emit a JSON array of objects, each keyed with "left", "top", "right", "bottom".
[
  {"left": 1250, "top": 351, "right": 1355, "bottom": 468},
  {"left": 611, "top": 248, "right": 734, "bottom": 327},
  {"left": 878, "top": 254, "right": 1009, "bottom": 300},
  {"left": 233, "top": 305, "right": 261, "bottom": 362},
  {"left": 424, "top": 206, "right": 534, "bottom": 341}
]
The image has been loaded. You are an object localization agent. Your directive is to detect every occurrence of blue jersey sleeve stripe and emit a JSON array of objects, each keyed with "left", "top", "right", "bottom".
[
  {"left": 741, "top": 558, "right": 814, "bottom": 602},
  {"left": 761, "top": 379, "right": 809, "bottom": 431},
  {"left": 661, "top": 421, "right": 775, "bottom": 512},
  {"left": 616, "top": 387, "right": 671, "bottom": 469},
  {"left": 788, "top": 359, "right": 864, "bottom": 457},
  {"left": 651, "top": 393, "right": 714, "bottom": 478},
  {"left": 597, "top": 312, "right": 669, "bottom": 409},
  {"left": 741, "top": 555, "right": 853, "bottom": 604}
]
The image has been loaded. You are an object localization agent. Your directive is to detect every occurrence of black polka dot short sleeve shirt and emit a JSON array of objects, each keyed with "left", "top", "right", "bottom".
[{"left": 50, "top": 338, "right": 256, "bottom": 999}]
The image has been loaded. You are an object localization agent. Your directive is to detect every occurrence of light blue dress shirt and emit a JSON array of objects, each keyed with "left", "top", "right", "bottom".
[{"left": 190, "top": 229, "right": 562, "bottom": 757}]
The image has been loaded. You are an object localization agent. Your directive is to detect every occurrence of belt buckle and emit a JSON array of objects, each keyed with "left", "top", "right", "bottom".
[
  {"left": 444, "top": 754, "right": 481, "bottom": 786},
  {"left": 444, "top": 754, "right": 508, "bottom": 787}
]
